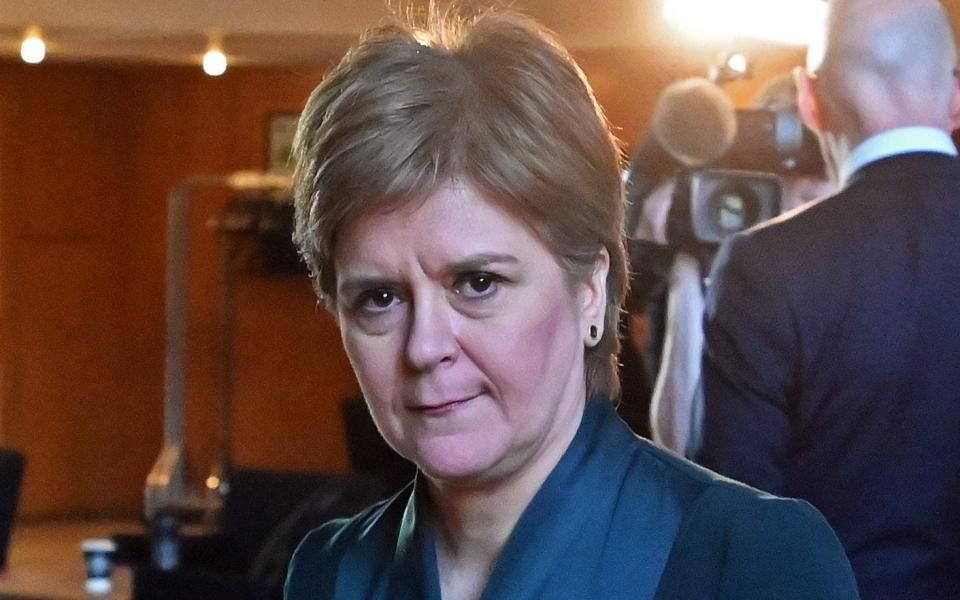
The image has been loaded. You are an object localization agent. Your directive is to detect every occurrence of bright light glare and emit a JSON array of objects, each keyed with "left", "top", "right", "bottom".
[
  {"left": 21, "top": 34, "right": 46, "bottom": 64},
  {"left": 202, "top": 49, "right": 228, "bottom": 76},
  {"left": 727, "top": 53, "right": 749, "bottom": 73},
  {"left": 664, "top": 0, "right": 827, "bottom": 46}
]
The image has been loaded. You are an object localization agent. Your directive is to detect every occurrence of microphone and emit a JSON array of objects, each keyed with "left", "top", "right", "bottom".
[{"left": 650, "top": 77, "right": 737, "bottom": 168}]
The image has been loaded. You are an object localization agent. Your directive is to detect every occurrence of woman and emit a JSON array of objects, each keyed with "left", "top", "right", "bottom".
[{"left": 285, "top": 10, "right": 858, "bottom": 600}]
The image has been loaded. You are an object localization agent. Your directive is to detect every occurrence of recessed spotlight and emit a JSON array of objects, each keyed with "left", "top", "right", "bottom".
[
  {"left": 202, "top": 30, "right": 228, "bottom": 77},
  {"left": 203, "top": 48, "right": 228, "bottom": 77},
  {"left": 21, "top": 27, "right": 46, "bottom": 64}
]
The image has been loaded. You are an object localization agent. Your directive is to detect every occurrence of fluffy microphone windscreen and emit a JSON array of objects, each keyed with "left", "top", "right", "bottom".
[{"left": 651, "top": 77, "right": 737, "bottom": 167}]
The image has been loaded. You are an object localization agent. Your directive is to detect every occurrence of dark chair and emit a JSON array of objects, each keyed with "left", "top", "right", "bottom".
[
  {"left": 117, "top": 396, "right": 417, "bottom": 599},
  {"left": 0, "top": 448, "right": 25, "bottom": 571},
  {"left": 341, "top": 395, "right": 415, "bottom": 492},
  {"left": 116, "top": 468, "right": 390, "bottom": 600}
]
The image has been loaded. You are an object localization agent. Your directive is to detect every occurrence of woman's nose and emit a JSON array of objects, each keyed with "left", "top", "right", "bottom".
[{"left": 404, "top": 294, "right": 460, "bottom": 372}]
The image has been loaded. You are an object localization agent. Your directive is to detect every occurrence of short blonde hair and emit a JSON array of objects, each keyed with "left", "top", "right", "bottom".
[{"left": 292, "top": 10, "right": 628, "bottom": 400}]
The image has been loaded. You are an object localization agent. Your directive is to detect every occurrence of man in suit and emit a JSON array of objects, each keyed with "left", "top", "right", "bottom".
[{"left": 696, "top": 0, "right": 960, "bottom": 597}]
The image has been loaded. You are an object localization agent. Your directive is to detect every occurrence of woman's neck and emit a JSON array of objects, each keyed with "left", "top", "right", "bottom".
[
  {"left": 430, "top": 484, "right": 524, "bottom": 600},
  {"left": 426, "top": 400, "right": 585, "bottom": 600},
  {"left": 431, "top": 473, "right": 533, "bottom": 564}
]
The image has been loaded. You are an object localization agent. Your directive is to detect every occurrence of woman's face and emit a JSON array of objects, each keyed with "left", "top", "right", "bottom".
[{"left": 333, "top": 180, "right": 607, "bottom": 489}]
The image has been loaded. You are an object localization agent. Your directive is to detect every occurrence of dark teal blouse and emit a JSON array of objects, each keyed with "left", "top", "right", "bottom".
[{"left": 285, "top": 400, "right": 859, "bottom": 599}]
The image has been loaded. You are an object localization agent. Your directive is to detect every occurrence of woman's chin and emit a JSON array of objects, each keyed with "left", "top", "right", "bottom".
[{"left": 411, "top": 439, "right": 511, "bottom": 488}]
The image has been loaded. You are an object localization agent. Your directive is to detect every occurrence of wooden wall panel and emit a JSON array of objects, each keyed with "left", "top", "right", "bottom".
[
  {"left": 0, "top": 61, "right": 364, "bottom": 518},
  {"left": 0, "top": 63, "right": 137, "bottom": 517},
  {"left": 111, "top": 66, "right": 361, "bottom": 511},
  {"left": 12, "top": 244, "right": 130, "bottom": 515}
]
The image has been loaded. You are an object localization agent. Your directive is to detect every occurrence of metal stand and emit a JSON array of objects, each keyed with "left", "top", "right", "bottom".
[{"left": 145, "top": 172, "right": 291, "bottom": 524}]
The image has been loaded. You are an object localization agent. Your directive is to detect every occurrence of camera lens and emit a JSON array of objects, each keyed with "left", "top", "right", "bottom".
[
  {"left": 683, "top": 168, "right": 782, "bottom": 244},
  {"left": 708, "top": 182, "right": 758, "bottom": 235},
  {"left": 718, "top": 193, "right": 747, "bottom": 232}
]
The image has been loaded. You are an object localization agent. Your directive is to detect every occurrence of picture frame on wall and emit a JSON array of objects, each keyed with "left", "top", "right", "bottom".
[{"left": 266, "top": 112, "right": 300, "bottom": 176}]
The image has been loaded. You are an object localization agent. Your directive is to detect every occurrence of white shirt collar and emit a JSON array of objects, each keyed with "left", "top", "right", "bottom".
[{"left": 840, "top": 126, "right": 957, "bottom": 185}]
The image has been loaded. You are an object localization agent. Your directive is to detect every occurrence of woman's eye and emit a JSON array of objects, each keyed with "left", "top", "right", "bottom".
[
  {"left": 455, "top": 272, "right": 501, "bottom": 299},
  {"left": 356, "top": 289, "right": 399, "bottom": 313}
]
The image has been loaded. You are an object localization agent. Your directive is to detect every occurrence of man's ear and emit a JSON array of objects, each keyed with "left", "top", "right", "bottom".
[
  {"left": 948, "top": 69, "right": 960, "bottom": 132},
  {"left": 581, "top": 248, "right": 610, "bottom": 344},
  {"left": 794, "top": 67, "right": 827, "bottom": 133}
]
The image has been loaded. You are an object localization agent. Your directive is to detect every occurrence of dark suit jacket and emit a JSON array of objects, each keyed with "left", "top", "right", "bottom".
[
  {"left": 697, "top": 152, "right": 960, "bottom": 599},
  {"left": 286, "top": 400, "right": 857, "bottom": 599}
]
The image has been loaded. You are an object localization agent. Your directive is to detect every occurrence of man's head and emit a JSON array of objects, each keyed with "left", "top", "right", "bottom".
[{"left": 795, "top": 0, "right": 960, "bottom": 147}]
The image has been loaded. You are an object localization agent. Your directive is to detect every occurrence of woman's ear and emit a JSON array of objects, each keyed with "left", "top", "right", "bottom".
[{"left": 581, "top": 248, "right": 610, "bottom": 346}]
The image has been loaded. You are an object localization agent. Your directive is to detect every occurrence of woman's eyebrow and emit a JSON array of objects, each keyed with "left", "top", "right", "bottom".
[
  {"left": 337, "top": 276, "right": 396, "bottom": 298},
  {"left": 446, "top": 253, "right": 519, "bottom": 272},
  {"left": 337, "top": 253, "right": 520, "bottom": 296}
]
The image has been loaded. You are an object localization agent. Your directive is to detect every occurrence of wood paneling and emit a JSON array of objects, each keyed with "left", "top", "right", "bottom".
[
  {"left": 0, "top": 61, "right": 360, "bottom": 518},
  {"left": 0, "top": 64, "right": 136, "bottom": 517}
]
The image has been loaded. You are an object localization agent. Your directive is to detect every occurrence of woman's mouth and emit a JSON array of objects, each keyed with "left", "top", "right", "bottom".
[{"left": 413, "top": 394, "right": 479, "bottom": 416}]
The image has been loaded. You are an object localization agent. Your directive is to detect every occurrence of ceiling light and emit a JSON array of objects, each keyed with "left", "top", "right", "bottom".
[
  {"left": 203, "top": 48, "right": 228, "bottom": 76},
  {"left": 727, "top": 53, "right": 749, "bottom": 74},
  {"left": 21, "top": 27, "right": 46, "bottom": 64},
  {"left": 202, "top": 31, "right": 228, "bottom": 77},
  {"left": 709, "top": 52, "right": 753, "bottom": 84},
  {"left": 663, "top": 0, "right": 827, "bottom": 46}
]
